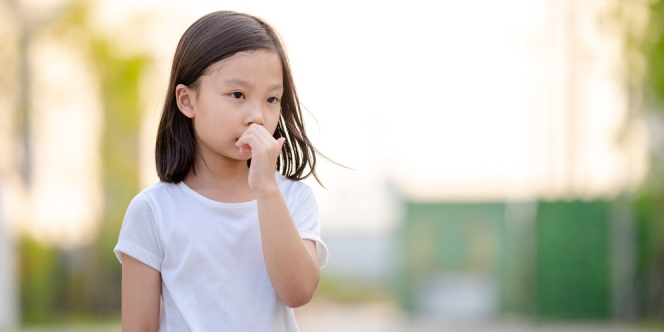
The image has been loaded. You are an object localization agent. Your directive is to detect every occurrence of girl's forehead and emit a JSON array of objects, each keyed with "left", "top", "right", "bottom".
[
  {"left": 207, "top": 49, "right": 280, "bottom": 74},
  {"left": 204, "top": 49, "right": 283, "bottom": 87}
]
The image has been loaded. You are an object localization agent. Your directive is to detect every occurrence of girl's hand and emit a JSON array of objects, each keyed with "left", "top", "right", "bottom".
[{"left": 235, "top": 124, "right": 285, "bottom": 195}]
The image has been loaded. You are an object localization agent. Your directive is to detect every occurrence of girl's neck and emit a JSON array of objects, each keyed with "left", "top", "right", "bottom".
[{"left": 182, "top": 152, "right": 255, "bottom": 203}]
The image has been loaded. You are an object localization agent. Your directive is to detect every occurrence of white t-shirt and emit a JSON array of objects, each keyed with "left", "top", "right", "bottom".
[{"left": 113, "top": 173, "right": 329, "bottom": 332}]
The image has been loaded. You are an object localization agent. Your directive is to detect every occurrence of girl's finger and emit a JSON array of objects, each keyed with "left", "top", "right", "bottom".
[
  {"left": 236, "top": 126, "right": 264, "bottom": 147},
  {"left": 236, "top": 134, "right": 263, "bottom": 153},
  {"left": 276, "top": 137, "right": 285, "bottom": 152},
  {"left": 239, "top": 144, "right": 251, "bottom": 154},
  {"left": 237, "top": 125, "right": 280, "bottom": 152},
  {"left": 247, "top": 124, "right": 275, "bottom": 144},
  {"left": 254, "top": 123, "right": 283, "bottom": 144}
]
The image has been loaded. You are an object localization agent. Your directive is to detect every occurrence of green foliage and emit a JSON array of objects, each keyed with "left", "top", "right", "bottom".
[
  {"left": 15, "top": 0, "right": 150, "bottom": 323},
  {"left": 643, "top": 1, "right": 664, "bottom": 108},
  {"left": 614, "top": 0, "right": 664, "bottom": 321},
  {"left": 19, "top": 238, "right": 59, "bottom": 324},
  {"left": 91, "top": 41, "right": 147, "bottom": 316},
  {"left": 624, "top": 0, "right": 664, "bottom": 321}
]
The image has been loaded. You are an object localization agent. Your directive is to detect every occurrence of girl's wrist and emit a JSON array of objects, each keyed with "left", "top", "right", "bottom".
[{"left": 252, "top": 183, "right": 280, "bottom": 200}]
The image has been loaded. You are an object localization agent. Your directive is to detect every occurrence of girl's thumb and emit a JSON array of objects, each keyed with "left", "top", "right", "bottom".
[{"left": 276, "top": 137, "right": 286, "bottom": 152}]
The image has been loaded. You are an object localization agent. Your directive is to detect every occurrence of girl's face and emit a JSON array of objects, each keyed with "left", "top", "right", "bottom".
[{"left": 176, "top": 49, "right": 283, "bottom": 163}]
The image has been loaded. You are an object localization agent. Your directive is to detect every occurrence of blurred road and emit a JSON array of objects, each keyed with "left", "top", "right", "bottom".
[
  {"left": 294, "top": 301, "right": 660, "bottom": 332},
  {"left": 3, "top": 301, "right": 660, "bottom": 332},
  {"left": 5, "top": 324, "right": 120, "bottom": 332}
]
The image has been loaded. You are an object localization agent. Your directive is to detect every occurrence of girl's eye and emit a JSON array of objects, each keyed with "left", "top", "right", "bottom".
[
  {"left": 267, "top": 97, "right": 279, "bottom": 104},
  {"left": 231, "top": 92, "right": 244, "bottom": 99}
]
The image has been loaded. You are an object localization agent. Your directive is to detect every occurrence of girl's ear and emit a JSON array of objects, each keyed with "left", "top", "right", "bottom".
[{"left": 175, "top": 84, "right": 195, "bottom": 118}]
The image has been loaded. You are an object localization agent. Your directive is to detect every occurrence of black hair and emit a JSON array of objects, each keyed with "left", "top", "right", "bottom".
[{"left": 155, "top": 11, "right": 326, "bottom": 185}]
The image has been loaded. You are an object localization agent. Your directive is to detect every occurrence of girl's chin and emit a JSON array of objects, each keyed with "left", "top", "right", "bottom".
[
  {"left": 207, "top": 151, "right": 251, "bottom": 162},
  {"left": 234, "top": 151, "right": 252, "bottom": 161}
]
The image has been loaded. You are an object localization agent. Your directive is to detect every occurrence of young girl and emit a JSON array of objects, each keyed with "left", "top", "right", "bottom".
[{"left": 113, "top": 11, "right": 328, "bottom": 331}]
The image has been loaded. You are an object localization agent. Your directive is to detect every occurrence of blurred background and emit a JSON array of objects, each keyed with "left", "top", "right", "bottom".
[{"left": 1, "top": 0, "right": 664, "bottom": 331}]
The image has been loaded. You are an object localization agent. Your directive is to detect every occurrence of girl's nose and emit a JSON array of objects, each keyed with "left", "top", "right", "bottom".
[{"left": 244, "top": 102, "right": 265, "bottom": 126}]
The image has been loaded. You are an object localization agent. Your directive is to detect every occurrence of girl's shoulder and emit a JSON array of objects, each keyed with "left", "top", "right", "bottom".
[
  {"left": 135, "top": 181, "right": 176, "bottom": 198},
  {"left": 124, "top": 182, "right": 191, "bottom": 221},
  {"left": 142, "top": 181, "right": 175, "bottom": 193},
  {"left": 276, "top": 172, "right": 311, "bottom": 191},
  {"left": 275, "top": 172, "right": 315, "bottom": 203},
  {"left": 129, "top": 181, "right": 181, "bottom": 207}
]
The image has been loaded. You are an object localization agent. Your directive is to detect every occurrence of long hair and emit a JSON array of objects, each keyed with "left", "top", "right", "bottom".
[{"left": 155, "top": 11, "right": 325, "bottom": 184}]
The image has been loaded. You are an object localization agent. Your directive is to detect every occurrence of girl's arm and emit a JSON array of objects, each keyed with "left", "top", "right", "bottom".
[
  {"left": 121, "top": 253, "right": 161, "bottom": 331},
  {"left": 256, "top": 191, "right": 321, "bottom": 308},
  {"left": 237, "top": 124, "right": 321, "bottom": 308}
]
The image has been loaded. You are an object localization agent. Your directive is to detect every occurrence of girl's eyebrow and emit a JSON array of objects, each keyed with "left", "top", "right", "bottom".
[{"left": 223, "top": 78, "right": 283, "bottom": 91}]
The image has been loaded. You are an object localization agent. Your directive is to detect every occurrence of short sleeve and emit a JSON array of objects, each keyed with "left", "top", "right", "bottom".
[
  {"left": 113, "top": 192, "right": 164, "bottom": 272},
  {"left": 290, "top": 186, "right": 329, "bottom": 268}
]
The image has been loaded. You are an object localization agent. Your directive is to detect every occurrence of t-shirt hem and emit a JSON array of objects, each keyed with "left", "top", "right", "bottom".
[
  {"left": 299, "top": 231, "right": 329, "bottom": 269},
  {"left": 114, "top": 240, "right": 163, "bottom": 272}
]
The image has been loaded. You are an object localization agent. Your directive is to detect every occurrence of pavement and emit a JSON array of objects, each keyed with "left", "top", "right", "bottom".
[
  {"left": 294, "top": 301, "right": 661, "bottom": 332},
  {"left": 3, "top": 301, "right": 661, "bottom": 332}
]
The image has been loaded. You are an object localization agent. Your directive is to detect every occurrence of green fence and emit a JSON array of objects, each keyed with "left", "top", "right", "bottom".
[
  {"left": 536, "top": 201, "right": 610, "bottom": 319},
  {"left": 398, "top": 202, "right": 505, "bottom": 316},
  {"left": 398, "top": 200, "right": 615, "bottom": 320}
]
